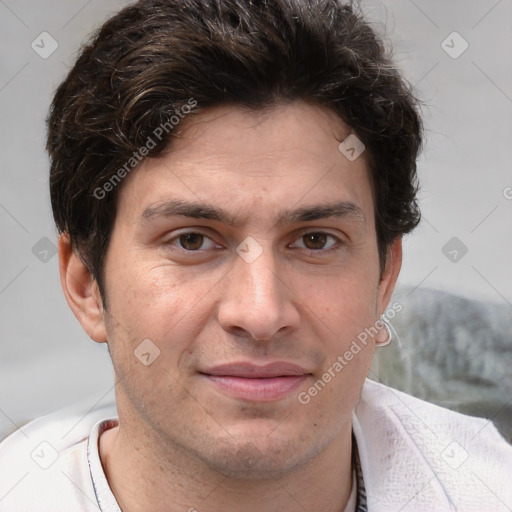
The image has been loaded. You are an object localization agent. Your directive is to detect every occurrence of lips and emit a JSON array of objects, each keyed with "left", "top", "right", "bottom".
[
  {"left": 201, "top": 361, "right": 309, "bottom": 378},
  {"left": 200, "top": 361, "right": 310, "bottom": 402}
]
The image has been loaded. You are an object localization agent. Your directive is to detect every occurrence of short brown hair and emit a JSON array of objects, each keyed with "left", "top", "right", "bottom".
[{"left": 47, "top": 0, "right": 422, "bottom": 297}]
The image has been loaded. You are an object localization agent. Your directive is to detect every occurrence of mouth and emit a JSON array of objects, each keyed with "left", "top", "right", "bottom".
[{"left": 199, "top": 361, "right": 311, "bottom": 402}]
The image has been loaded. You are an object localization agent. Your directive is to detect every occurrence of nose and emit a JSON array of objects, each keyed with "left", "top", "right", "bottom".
[{"left": 217, "top": 246, "right": 300, "bottom": 341}]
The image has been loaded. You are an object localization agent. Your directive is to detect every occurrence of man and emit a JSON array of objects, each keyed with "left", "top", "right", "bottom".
[{"left": 1, "top": 1, "right": 511, "bottom": 511}]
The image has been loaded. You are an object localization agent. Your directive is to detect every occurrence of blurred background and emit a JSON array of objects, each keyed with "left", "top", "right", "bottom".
[{"left": 1, "top": 0, "right": 511, "bottom": 441}]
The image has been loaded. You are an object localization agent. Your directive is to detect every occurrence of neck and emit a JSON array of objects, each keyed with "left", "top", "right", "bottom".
[{"left": 99, "top": 419, "right": 354, "bottom": 512}]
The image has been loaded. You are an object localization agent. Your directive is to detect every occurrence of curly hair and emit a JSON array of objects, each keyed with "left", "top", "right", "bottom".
[{"left": 47, "top": 0, "right": 422, "bottom": 297}]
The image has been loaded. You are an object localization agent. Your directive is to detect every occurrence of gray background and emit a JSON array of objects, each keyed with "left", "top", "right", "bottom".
[{"left": 1, "top": 0, "right": 511, "bottom": 439}]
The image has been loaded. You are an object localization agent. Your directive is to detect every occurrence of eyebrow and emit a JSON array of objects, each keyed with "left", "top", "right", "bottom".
[
  {"left": 279, "top": 202, "right": 366, "bottom": 225},
  {"left": 139, "top": 199, "right": 366, "bottom": 226}
]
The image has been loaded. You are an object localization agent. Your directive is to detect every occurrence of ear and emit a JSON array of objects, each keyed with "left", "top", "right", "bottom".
[
  {"left": 373, "top": 238, "right": 402, "bottom": 344},
  {"left": 58, "top": 234, "right": 107, "bottom": 343},
  {"left": 376, "top": 237, "right": 402, "bottom": 315}
]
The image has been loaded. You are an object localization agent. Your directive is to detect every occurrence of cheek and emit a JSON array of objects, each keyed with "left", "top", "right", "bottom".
[
  {"left": 298, "top": 263, "right": 379, "bottom": 373},
  {"left": 103, "top": 256, "right": 219, "bottom": 358},
  {"left": 300, "top": 260, "right": 379, "bottom": 322}
]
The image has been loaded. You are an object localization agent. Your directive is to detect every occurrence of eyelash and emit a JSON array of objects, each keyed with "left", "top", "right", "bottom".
[
  {"left": 290, "top": 232, "right": 339, "bottom": 252},
  {"left": 164, "top": 230, "right": 343, "bottom": 255}
]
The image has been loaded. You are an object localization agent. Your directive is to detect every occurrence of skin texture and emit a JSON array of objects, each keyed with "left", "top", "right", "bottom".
[{"left": 59, "top": 101, "right": 401, "bottom": 512}]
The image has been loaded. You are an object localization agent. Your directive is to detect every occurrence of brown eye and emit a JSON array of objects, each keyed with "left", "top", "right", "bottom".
[
  {"left": 302, "top": 232, "right": 328, "bottom": 250},
  {"left": 290, "top": 231, "right": 339, "bottom": 253},
  {"left": 179, "top": 233, "right": 204, "bottom": 250}
]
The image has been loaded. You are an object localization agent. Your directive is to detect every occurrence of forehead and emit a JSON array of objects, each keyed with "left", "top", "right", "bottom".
[{"left": 115, "top": 101, "right": 374, "bottom": 227}]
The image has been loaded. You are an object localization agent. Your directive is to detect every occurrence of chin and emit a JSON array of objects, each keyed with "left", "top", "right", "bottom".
[{"left": 197, "top": 429, "right": 317, "bottom": 479}]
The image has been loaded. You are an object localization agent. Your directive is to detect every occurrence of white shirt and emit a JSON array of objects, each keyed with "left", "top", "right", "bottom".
[{"left": 1, "top": 379, "right": 511, "bottom": 511}]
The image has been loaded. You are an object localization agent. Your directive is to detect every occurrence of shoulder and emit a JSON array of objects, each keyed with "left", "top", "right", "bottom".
[
  {"left": 0, "top": 402, "right": 117, "bottom": 511},
  {"left": 354, "top": 379, "right": 512, "bottom": 512}
]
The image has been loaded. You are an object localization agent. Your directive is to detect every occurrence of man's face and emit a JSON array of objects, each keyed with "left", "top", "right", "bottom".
[{"left": 101, "top": 101, "right": 397, "bottom": 476}]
